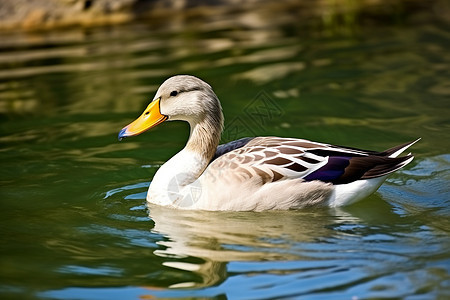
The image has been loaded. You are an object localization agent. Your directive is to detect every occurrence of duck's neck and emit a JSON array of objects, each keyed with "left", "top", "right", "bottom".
[
  {"left": 186, "top": 113, "right": 223, "bottom": 163},
  {"left": 148, "top": 113, "right": 223, "bottom": 206}
]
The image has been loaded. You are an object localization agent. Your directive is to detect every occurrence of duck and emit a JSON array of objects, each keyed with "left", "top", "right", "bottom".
[{"left": 118, "top": 75, "right": 419, "bottom": 211}]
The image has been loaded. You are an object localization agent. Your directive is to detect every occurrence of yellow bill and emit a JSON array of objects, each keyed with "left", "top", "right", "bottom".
[{"left": 118, "top": 98, "right": 167, "bottom": 140}]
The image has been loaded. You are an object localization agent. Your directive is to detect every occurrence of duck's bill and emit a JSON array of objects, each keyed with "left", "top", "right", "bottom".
[{"left": 118, "top": 98, "right": 167, "bottom": 140}]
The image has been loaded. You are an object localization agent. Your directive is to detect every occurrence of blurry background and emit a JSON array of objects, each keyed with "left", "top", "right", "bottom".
[{"left": 0, "top": 0, "right": 449, "bottom": 299}]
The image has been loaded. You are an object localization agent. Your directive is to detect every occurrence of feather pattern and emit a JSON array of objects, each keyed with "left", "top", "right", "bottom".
[{"left": 206, "top": 136, "right": 416, "bottom": 186}]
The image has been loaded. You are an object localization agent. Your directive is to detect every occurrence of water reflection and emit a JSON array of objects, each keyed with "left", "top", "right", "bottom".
[
  {"left": 145, "top": 191, "right": 449, "bottom": 299},
  {"left": 149, "top": 204, "right": 359, "bottom": 288}
]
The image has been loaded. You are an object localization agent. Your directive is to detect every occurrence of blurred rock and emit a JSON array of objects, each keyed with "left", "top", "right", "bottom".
[
  {"left": 0, "top": 0, "right": 136, "bottom": 31},
  {"left": 0, "top": 0, "right": 447, "bottom": 31}
]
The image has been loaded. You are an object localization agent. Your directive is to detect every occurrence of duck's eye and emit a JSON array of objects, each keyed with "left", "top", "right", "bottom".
[{"left": 170, "top": 91, "right": 178, "bottom": 97}]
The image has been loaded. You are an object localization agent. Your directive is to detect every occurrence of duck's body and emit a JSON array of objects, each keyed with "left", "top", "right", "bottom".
[{"left": 119, "top": 75, "right": 418, "bottom": 211}]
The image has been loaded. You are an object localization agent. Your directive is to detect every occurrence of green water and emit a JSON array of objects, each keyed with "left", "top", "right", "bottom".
[{"left": 1, "top": 7, "right": 449, "bottom": 300}]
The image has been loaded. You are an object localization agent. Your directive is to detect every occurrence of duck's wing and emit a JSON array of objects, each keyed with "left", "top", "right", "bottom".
[{"left": 206, "top": 137, "right": 417, "bottom": 185}]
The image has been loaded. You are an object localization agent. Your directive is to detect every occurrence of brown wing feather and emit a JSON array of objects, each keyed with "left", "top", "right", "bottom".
[{"left": 321, "top": 155, "right": 414, "bottom": 184}]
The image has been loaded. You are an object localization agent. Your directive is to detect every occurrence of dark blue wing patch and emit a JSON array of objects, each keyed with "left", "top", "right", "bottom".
[
  {"left": 303, "top": 154, "right": 413, "bottom": 184},
  {"left": 303, "top": 156, "right": 350, "bottom": 183}
]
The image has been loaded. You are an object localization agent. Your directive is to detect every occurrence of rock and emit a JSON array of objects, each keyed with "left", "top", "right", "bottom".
[
  {"left": 0, "top": 0, "right": 446, "bottom": 32},
  {"left": 22, "top": 9, "right": 49, "bottom": 29}
]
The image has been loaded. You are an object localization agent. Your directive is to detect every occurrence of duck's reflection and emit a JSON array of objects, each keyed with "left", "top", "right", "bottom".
[{"left": 148, "top": 204, "right": 360, "bottom": 288}]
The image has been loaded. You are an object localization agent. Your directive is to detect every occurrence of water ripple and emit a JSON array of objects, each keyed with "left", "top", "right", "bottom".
[{"left": 104, "top": 181, "right": 149, "bottom": 199}]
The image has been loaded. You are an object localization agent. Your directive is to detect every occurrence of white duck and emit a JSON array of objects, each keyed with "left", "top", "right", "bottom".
[{"left": 119, "top": 75, "right": 419, "bottom": 211}]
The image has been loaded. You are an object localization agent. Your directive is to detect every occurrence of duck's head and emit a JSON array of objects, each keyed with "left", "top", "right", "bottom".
[{"left": 118, "top": 75, "right": 223, "bottom": 140}]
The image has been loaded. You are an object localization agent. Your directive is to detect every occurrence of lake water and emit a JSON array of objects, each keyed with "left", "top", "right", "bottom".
[{"left": 0, "top": 4, "right": 449, "bottom": 300}]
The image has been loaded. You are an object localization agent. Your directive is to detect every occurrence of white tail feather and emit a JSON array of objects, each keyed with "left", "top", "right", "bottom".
[{"left": 389, "top": 138, "right": 421, "bottom": 158}]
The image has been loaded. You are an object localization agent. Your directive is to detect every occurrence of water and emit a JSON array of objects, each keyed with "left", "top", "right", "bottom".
[{"left": 1, "top": 5, "right": 449, "bottom": 299}]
